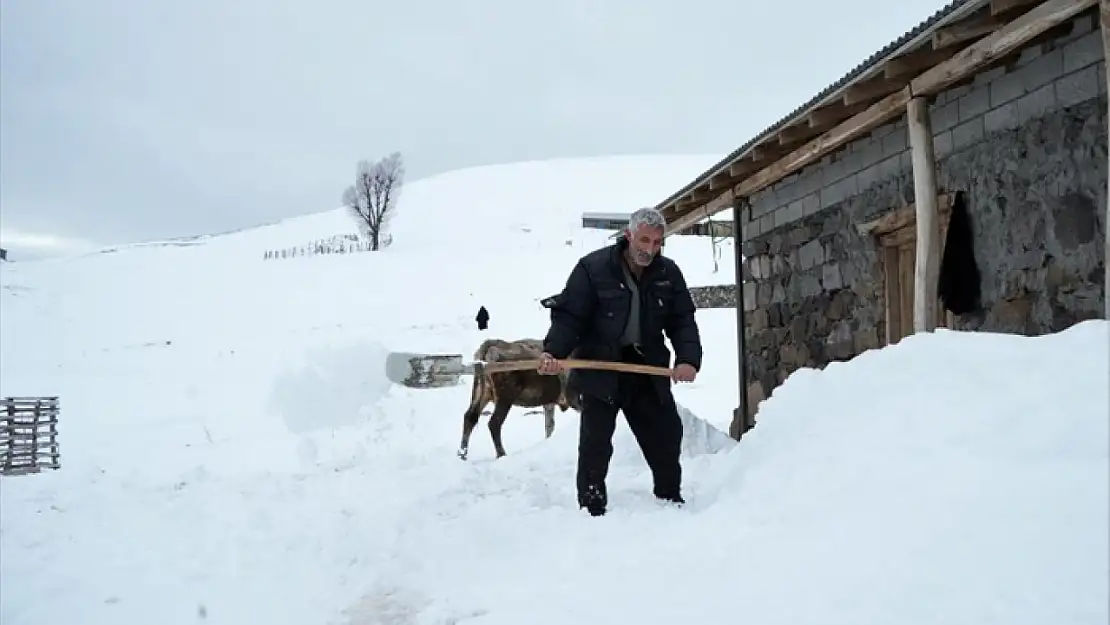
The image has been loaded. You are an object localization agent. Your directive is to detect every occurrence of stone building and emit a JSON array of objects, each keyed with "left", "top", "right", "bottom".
[{"left": 651, "top": 0, "right": 1108, "bottom": 439}]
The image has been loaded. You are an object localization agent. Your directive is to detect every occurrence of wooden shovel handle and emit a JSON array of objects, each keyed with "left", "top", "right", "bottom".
[{"left": 480, "top": 358, "right": 673, "bottom": 377}]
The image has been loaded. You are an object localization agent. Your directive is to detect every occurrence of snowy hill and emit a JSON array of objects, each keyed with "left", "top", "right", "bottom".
[{"left": 1, "top": 154, "right": 1107, "bottom": 625}]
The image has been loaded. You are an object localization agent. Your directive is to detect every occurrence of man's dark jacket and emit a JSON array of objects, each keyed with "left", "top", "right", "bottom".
[{"left": 541, "top": 237, "right": 702, "bottom": 405}]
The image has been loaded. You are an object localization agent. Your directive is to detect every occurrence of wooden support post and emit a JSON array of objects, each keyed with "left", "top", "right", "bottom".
[
  {"left": 1102, "top": 0, "right": 1110, "bottom": 319},
  {"left": 729, "top": 199, "right": 754, "bottom": 440},
  {"left": 906, "top": 97, "right": 942, "bottom": 332}
]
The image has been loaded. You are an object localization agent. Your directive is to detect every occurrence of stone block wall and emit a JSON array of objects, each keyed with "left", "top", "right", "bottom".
[
  {"left": 736, "top": 12, "right": 1107, "bottom": 410},
  {"left": 740, "top": 201, "right": 893, "bottom": 404},
  {"left": 689, "top": 285, "right": 737, "bottom": 308},
  {"left": 937, "top": 96, "right": 1107, "bottom": 333}
]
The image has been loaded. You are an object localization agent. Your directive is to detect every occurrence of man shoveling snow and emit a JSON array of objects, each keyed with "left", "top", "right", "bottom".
[{"left": 538, "top": 207, "right": 703, "bottom": 516}]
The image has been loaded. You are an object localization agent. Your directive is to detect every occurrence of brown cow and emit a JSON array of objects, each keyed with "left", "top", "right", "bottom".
[{"left": 457, "top": 338, "right": 581, "bottom": 460}]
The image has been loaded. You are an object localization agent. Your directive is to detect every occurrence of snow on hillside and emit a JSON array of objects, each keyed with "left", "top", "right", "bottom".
[
  {"left": 36, "top": 154, "right": 735, "bottom": 277},
  {"left": 1, "top": 155, "right": 1107, "bottom": 625}
]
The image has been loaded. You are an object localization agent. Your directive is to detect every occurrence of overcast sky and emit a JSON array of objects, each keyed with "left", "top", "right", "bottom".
[{"left": 1, "top": 0, "right": 947, "bottom": 260}]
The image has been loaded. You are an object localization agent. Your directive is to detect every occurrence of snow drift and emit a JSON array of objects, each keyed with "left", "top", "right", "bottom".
[{"left": 1, "top": 155, "right": 1106, "bottom": 625}]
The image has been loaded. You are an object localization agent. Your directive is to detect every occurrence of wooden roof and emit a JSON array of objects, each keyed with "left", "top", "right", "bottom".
[{"left": 655, "top": 0, "right": 1097, "bottom": 235}]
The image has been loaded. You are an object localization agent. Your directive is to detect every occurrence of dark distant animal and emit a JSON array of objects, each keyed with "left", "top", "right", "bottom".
[
  {"left": 458, "top": 338, "right": 581, "bottom": 460},
  {"left": 475, "top": 306, "right": 489, "bottom": 331}
]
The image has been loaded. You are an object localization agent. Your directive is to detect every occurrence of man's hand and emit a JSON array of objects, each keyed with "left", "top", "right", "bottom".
[
  {"left": 537, "top": 352, "right": 564, "bottom": 375},
  {"left": 671, "top": 363, "right": 697, "bottom": 383}
]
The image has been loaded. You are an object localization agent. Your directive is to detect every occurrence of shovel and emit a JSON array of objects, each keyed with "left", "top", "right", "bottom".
[{"left": 385, "top": 351, "right": 673, "bottom": 388}]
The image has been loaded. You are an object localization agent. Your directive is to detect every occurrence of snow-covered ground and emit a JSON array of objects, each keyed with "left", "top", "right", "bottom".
[{"left": 1, "top": 154, "right": 1107, "bottom": 625}]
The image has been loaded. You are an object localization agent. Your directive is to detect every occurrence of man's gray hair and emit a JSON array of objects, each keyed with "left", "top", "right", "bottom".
[{"left": 627, "top": 207, "right": 667, "bottom": 234}]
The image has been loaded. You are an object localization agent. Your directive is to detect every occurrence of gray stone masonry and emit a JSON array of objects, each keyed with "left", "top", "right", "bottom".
[
  {"left": 727, "top": 12, "right": 1108, "bottom": 416},
  {"left": 938, "top": 96, "right": 1107, "bottom": 333},
  {"left": 737, "top": 89, "right": 1107, "bottom": 409},
  {"left": 737, "top": 204, "right": 889, "bottom": 408},
  {"left": 738, "top": 13, "right": 1105, "bottom": 241},
  {"left": 689, "top": 285, "right": 738, "bottom": 308}
]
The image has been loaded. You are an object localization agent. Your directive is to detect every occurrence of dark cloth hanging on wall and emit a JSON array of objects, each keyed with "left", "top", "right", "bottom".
[
  {"left": 475, "top": 306, "right": 490, "bottom": 331},
  {"left": 937, "top": 190, "right": 982, "bottom": 315}
]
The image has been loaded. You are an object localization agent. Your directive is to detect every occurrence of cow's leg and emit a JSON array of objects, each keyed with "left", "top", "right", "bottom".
[
  {"left": 488, "top": 400, "right": 513, "bottom": 458},
  {"left": 543, "top": 404, "right": 555, "bottom": 439},
  {"left": 459, "top": 400, "right": 486, "bottom": 461}
]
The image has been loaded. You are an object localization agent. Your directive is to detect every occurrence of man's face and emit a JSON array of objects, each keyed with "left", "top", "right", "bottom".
[{"left": 625, "top": 223, "right": 664, "bottom": 267}]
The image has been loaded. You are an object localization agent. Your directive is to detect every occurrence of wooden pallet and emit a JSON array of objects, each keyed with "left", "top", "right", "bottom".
[{"left": 1, "top": 396, "right": 60, "bottom": 476}]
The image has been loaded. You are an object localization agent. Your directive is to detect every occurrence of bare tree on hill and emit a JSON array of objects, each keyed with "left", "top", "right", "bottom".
[{"left": 342, "top": 152, "right": 404, "bottom": 250}]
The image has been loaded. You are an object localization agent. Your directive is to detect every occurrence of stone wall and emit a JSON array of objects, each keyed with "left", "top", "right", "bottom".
[
  {"left": 938, "top": 96, "right": 1107, "bottom": 332},
  {"left": 689, "top": 285, "right": 737, "bottom": 308},
  {"left": 740, "top": 201, "right": 891, "bottom": 407},
  {"left": 736, "top": 12, "right": 1108, "bottom": 412}
]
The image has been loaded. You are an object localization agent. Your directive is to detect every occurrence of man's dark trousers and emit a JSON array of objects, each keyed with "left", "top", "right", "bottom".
[{"left": 576, "top": 346, "right": 683, "bottom": 514}]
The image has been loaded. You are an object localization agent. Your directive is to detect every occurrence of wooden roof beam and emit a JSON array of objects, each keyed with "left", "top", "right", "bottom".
[
  {"left": 749, "top": 142, "right": 779, "bottom": 161},
  {"left": 665, "top": 87, "right": 912, "bottom": 235},
  {"left": 728, "top": 156, "right": 757, "bottom": 177},
  {"left": 843, "top": 79, "right": 904, "bottom": 106},
  {"left": 912, "top": 0, "right": 1096, "bottom": 97},
  {"left": 808, "top": 100, "right": 871, "bottom": 126},
  {"left": 662, "top": 190, "right": 735, "bottom": 239},
  {"left": 734, "top": 88, "right": 911, "bottom": 197},
  {"left": 688, "top": 187, "right": 714, "bottom": 203},
  {"left": 730, "top": 159, "right": 767, "bottom": 180},
  {"left": 779, "top": 120, "right": 828, "bottom": 144},
  {"left": 718, "top": 137, "right": 797, "bottom": 188},
  {"left": 939, "top": 1, "right": 1076, "bottom": 48},
  {"left": 884, "top": 45, "right": 961, "bottom": 80},
  {"left": 708, "top": 173, "right": 735, "bottom": 191},
  {"left": 991, "top": 0, "right": 1040, "bottom": 15},
  {"left": 664, "top": 0, "right": 1096, "bottom": 235},
  {"left": 933, "top": 11, "right": 1009, "bottom": 48},
  {"left": 724, "top": 140, "right": 795, "bottom": 174}
]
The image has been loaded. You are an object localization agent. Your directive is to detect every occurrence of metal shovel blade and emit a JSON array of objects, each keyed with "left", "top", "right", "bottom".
[{"left": 385, "top": 351, "right": 472, "bottom": 388}]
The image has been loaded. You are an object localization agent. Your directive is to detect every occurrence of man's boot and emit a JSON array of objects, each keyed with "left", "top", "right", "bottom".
[
  {"left": 578, "top": 483, "right": 607, "bottom": 516},
  {"left": 654, "top": 487, "right": 685, "bottom": 507}
]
